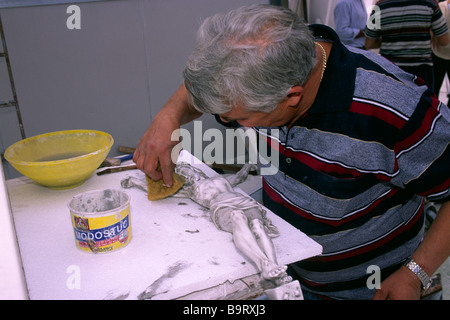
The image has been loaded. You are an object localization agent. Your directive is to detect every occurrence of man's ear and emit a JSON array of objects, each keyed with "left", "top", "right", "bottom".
[{"left": 286, "top": 86, "right": 304, "bottom": 107}]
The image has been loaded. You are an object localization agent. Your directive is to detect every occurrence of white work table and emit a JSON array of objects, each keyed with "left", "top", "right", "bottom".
[
  {"left": 2, "top": 152, "right": 322, "bottom": 300},
  {"left": 0, "top": 163, "right": 28, "bottom": 299}
]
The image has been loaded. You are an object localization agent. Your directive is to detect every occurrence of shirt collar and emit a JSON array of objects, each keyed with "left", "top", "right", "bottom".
[{"left": 304, "top": 24, "right": 357, "bottom": 115}]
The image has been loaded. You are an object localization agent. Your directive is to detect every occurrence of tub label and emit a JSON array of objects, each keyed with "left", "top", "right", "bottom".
[
  {"left": 71, "top": 208, "right": 131, "bottom": 253},
  {"left": 74, "top": 215, "right": 129, "bottom": 243}
]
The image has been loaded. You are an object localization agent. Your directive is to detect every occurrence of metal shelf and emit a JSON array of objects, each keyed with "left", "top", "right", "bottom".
[{"left": 0, "top": 14, "right": 25, "bottom": 141}]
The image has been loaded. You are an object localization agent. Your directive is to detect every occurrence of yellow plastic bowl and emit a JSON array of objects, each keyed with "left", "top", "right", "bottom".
[{"left": 4, "top": 130, "right": 114, "bottom": 189}]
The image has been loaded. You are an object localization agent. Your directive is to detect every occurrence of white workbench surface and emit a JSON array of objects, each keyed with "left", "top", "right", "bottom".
[
  {"left": 3, "top": 152, "right": 322, "bottom": 300},
  {"left": 0, "top": 163, "right": 28, "bottom": 300}
]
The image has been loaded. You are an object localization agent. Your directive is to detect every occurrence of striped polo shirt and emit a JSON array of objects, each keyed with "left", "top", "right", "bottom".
[
  {"left": 364, "top": 0, "right": 448, "bottom": 67},
  {"left": 254, "top": 25, "right": 450, "bottom": 299}
]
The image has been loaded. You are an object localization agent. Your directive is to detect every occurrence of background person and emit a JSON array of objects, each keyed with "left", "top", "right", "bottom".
[
  {"left": 365, "top": 0, "right": 450, "bottom": 92},
  {"left": 334, "top": 0, "right": 368, "bottom": 48},
  {"left": 432, "top": 0, "right": 450, "bottom": 104}
]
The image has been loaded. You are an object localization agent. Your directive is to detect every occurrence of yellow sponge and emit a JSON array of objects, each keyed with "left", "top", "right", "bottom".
[{"left": 145, "top": 172, "right": 185, "bottom": 201}]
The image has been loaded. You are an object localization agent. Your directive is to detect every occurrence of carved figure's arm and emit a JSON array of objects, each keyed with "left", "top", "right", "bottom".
[{"left": 225, "top": 164, "right": 257, "bottom": 187}]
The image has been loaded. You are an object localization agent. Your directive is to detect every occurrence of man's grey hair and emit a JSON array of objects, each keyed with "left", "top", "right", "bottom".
[{"left": 183, "top": 4, "right": 316, "bottom": 114}]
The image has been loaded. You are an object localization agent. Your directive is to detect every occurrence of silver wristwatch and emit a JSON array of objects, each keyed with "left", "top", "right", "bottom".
[{"left": 404, "top": 258, "right": 431, "bottom": 290}]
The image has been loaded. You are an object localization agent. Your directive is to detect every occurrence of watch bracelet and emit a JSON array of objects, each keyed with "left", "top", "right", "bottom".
[{"left": 404, "top": 258, "right": 431, "bottom": 290}]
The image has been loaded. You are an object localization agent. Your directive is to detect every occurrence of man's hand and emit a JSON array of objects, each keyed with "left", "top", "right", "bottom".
[
  {"left": 372, "top": 266, "right": 422, "bottom": 300},
  {"left": 133, "top": 112, "right": 180, "bottom": 187},
  {"left": 133, "top": 84, "right": 202, "bottom": 187}
]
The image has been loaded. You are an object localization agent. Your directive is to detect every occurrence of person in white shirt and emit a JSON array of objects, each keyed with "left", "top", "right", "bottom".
[
  {"left": 334, "top": 0, "right": 368, "bottom": 48},
  {"left": 432, "top": 0, "right": 450, "bottom": 104}
]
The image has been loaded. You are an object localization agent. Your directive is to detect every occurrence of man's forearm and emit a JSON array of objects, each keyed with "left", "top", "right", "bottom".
[
  {"left": 410, "top": 201, "right": 450, "bottom": 279},
  {"left": 158, "top": 83, "right": 203, "bottom": 125},
  {"left": 364, "top": 37, "right": 381, "bottom": 49},
  {"left": 373, "top": 200, "right": 450, "bottom": 299}
]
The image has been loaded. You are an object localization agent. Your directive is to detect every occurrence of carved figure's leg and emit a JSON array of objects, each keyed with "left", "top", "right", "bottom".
[
  {"left": 249, "top": 219, "right": 291, "bottom": 285},
  {"left": 229, "top": 210, "right": 290, "bottom": 285},
  {"left": 249, "top": 219, "right": 277, "bottom": 264},
  {"left": 229, "top": 210, "right": 270, "bottom": 271}
]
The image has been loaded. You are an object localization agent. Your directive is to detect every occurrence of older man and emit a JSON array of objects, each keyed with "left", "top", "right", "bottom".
[{"left": 134, "top": 4, "right": 450, "bottom": 300}]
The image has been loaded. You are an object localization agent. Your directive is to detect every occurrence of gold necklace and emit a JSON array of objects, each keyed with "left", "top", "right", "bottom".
[{"left": 315, "top": 42, "right": 327, "bottom": 82}]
